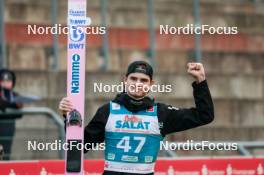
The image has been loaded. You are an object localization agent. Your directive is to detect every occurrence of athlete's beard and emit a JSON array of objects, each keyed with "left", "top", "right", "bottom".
[{"left": 127, "top": 91, "right": 147, "bottom": 100}]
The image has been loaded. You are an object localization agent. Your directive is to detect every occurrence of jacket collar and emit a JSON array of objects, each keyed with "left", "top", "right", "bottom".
[{"left": 113, "top": 93, "right": 154, "bottom": 112}]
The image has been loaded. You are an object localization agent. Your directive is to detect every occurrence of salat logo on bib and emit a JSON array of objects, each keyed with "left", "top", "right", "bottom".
[{"left": 115, "top": 115, "right": 150, "bottom": 130}]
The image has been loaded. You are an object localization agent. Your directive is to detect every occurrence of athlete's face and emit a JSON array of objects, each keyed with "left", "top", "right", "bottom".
[
  {"left": 0, "top": 80, "right": 13, "bottom": 90},
  {"left": 124, "top": 73, "right": 154, "bottom": 99}
]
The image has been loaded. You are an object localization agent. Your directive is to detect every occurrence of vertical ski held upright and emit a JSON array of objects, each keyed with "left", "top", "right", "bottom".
[{"left": 66, "top": 0, "right": 88, "bottom": 174}]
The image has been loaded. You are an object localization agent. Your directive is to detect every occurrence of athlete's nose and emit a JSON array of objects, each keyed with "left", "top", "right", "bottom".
[{"left": 136, "top": 82, "right": 143, "bottom": 87}]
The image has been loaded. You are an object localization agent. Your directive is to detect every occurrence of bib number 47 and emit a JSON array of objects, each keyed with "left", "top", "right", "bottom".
[{"left": 116, "top": 136, "right": 146, "bottom": 153}]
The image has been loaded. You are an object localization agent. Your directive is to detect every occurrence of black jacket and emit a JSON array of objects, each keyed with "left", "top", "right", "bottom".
[
  {"left": 0, "top": 87, "right": 20, "bottom": 110},
  {"left": 0, "top": 87, "right": 22, "bottom": 119},
  {"left": 83, "top": 80, "right": 214, "bottom": 147}
]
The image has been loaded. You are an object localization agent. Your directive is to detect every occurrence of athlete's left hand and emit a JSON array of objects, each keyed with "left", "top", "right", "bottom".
[{"left": 187, "top": 62, "right": 206, "bottom": 83}]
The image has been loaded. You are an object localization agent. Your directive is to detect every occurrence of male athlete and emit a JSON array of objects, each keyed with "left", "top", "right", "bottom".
[{"left": 59, "top": 61, "right": 214, "bottom": 174}]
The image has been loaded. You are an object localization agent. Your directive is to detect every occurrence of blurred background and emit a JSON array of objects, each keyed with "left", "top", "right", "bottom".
[{"left": 0, "top": 0, "right": 264, "bottom": 161}]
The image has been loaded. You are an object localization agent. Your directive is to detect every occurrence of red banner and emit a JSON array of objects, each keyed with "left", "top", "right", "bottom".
[{"left": 0, "top": 158, "right": 263, "bottom": 175}]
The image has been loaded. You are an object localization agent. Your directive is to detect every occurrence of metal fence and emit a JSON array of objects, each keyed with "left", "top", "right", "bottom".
[{"left": 0, "top": 107, "right": 65, "bottom": 160}]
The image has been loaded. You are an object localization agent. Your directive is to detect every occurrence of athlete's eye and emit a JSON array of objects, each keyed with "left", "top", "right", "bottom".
[
  {"left": 130, "top": 76, "right": 137, "bottom": 81},
  {"left": 140, "top": 78, "right": 148, "bottom": 83}
]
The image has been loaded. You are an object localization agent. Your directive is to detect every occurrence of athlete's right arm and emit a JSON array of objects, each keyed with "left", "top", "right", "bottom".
[
  {"left": 59, "top": 98, "right": 109, "bottom": 153},
  {"left": 83, "top": 103, "right": 109, "bottom": 153}
]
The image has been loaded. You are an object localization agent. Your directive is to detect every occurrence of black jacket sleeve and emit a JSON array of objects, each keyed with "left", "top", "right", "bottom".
[
  {"left": 83, "top": 103, "right": 109, "bottom": 152},
  {"left": 0, "top": 89, "right": 19, "bottom": 111},
  {"left": 158, "top": 80, "right": 214, "bottom": 136},
  {"left": 0, "top": 88, "right": 23, "bottom": 119},
  {"left": 0, "top": 98, "right": 18, "bottom": 110}
]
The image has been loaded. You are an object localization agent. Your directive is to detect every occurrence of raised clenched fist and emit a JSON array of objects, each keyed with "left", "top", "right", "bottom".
[{"left": 187, "top": 62, "right": 206, "bottom": 83}]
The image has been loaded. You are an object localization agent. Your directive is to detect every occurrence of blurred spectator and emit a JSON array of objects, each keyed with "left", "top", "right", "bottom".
[{"left": 0, "top": 69, "right": 23, "bottom": 160}]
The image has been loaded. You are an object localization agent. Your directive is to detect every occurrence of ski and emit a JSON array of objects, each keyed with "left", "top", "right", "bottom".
[{"left": 66, "top": 0, "right": 90, "bottom": 174}]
